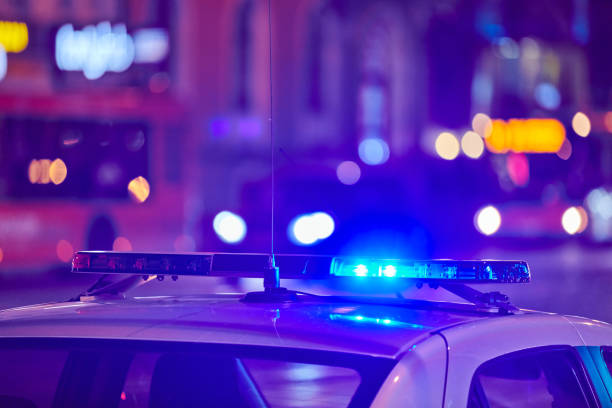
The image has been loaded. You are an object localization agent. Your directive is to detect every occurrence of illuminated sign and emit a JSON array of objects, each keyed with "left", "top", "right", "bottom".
[
  {"left": 485, "top": 119, "right": 566, "bottom": 153},
  {"left": 55, "top": 22, "right": 170, "bottom": 80},
  {"left": 55, "top": 22, "right": 135, "bottom": 80},
  {"left": 0, "top": 21, "right": 28, "bottom": 53}
]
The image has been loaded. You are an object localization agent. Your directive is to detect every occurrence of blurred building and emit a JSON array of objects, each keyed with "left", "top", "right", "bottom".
[{"left": 0, "top": 0, "right": 610, "bottom": 271}]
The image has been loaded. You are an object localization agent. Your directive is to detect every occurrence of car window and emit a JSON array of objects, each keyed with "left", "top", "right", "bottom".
[
  {"left": 467, "top": 346, "right": 596, "bottom": 408},
  {"left": 0, "top": 349, "right": 68, "bottom": 408},
  {"left": 116, "top": 353, "right": 360, "bottom": 408},
  {"left": 603, "top": 346, "right": 612, "bottom": 376},
  {"left": 0, "top": 339, "right": 387, "bottom": 408}
]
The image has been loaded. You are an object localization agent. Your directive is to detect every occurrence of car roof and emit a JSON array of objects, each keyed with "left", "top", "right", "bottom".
[{"left": 0, "top": 294, "right": 549, "bottom": 358}]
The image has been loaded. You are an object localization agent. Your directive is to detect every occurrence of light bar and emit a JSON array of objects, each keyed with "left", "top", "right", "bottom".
[
  {"left": 330, "top": 258, "right": 530, "bottom": 283},
  {"left": 72, "top": 251, "right": 331, "bottom": 279},
  {"left": 72, "top": 252, "right": 530, "bottom": 283}
]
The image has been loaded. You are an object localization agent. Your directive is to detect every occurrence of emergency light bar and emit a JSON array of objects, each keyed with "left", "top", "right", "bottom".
[
  {"left": 72, "top": 251, "right": 530, "bottom": 284},
  {"left": 330, "top": 258, "right": 530, "bottom": 283}
]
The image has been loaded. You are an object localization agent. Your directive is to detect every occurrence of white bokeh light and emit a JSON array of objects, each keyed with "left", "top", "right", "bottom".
[
  {"left": 213, "top": 211, "right": 247, "bottom": 244},
  {"left": 561, "top": 206, "right": 588, "bottom": 235},
  {"left": 435, "top": 132, "right": 460, "bottom": 160},
  {"left": 288, "top": 212, "right": 335, "bottom": 246},
  {"left": 461, "top": 131, "right": 485, "bottom": 159},
  {"left": 475, "top": 205, "right": 502, "bottom": 235}
]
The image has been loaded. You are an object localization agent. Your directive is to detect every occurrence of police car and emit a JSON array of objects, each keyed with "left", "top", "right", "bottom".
[{"left": 0, "top": 252, "right": 610, "bottom": 407}]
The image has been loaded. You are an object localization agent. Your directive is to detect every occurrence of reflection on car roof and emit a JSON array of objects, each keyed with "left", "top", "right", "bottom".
[{"left": 0, "top": 294, "right": 501, "bottom": 358}]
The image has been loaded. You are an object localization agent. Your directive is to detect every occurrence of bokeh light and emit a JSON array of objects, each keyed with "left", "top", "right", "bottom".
[
  {"left": 561, "top": 206, "right": 588, "bottom": 235},
  {"left": 213, "top": 211, "right": 247, "bottom": 244},
  {"left": 497, "top": 37, "right": 519, "bottom": 59},
  {"left": 112, "top": 236, "right": 133, "bottom": 251},
  {"left": 56, "top": 239, "right": 73, "bottom": 263},
  {"left": 534, "top": 82, "right": 561, "bottom": 110},
  {"left": 38, "top": 159, "right": 51, "bottom": 184},
  {"left": 461, "top": 131, "right": 485, "bottom": 159},
  {"left": 28, "top": 159, "right": 41, "bottom": 184},
  {"left": 174, "top": 234, "right": 196, "bottom": 252},
  {"left": 485, "top": 119, "right": 565, "bottom": 153},
  {"left": 475, "top": 206, "right": 502, "bottom": 236},
  {"left": 288, "top": 212, "right": 335, "bottom": 246},
  {"left": 506, "top": 153, "right": 529, "bottom": 187},
  {"left": 336, "top": 161, "right": 361, "bottom": 185},
  {"left": 358, "top": 138, "right": 390, "bottom": 165},
  {"left": 0, "top": 45, "right": 6, "bottom": 82},
  {"left": 0, "top": 21, "right": 29, "bottom": 53},
  {"left": 49, "top": 158, "right": 67, "bottom": 185},
  {"left": 572, "top": 112, "right": 591, "bottom": 137},
  {"left": 472, "top": 113, "right": 492, "bottom": 138},
  {"left": 435, "top": 132, "right": 460, "bottom": 160},
  {"left": 556, "top": 138, "right": 573, "bottom": 160},
  {"left": 128, "top": 176, "right": 150, "bottom": 203},
  {"left": 0, "top": 248, "right": 3, "bottom": 264},
  {"left": 604, "top": 112, "right": 612, "bottom": 133}
]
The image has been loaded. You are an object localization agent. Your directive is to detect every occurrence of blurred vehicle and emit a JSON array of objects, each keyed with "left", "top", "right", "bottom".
[
  {"left": 0, "top": 93, "right": 191, "bottom": 270},
  {"left": 0, "top": 251, "right": 610, "bottom": 407}
]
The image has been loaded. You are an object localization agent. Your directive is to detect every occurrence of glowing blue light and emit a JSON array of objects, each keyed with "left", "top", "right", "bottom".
[
  {"left": 358, "top": 138, "right": 389, "bottom": 165},
  {"left": 55, "top": 22, "right": 135, "bottom": 80},
  {"left": 330, "top": 258, "right": 531, "bottom": 283},
  {"left": 213, "top": 211, "right": 246, "bottom": 244},
  {"left": 534, "top": 82, "right": 561, "bottom": 110},
  {"left": 382, "top": 265, "right": 397, "bottom": 277},
  {"left": 329, "top": 314, "right": 428, "bottom": 329},
  {"left": 209, "top": 117, "right": 231, "bottom": 138},
  {"left": 0, "top": 46, "right": 6, "bottom": 82},
  {"left": 353, "top": 264, "right": 368, "bottom": 277},
  {"left": 288, "top": 212, "right": 335, "bottom": 246}
]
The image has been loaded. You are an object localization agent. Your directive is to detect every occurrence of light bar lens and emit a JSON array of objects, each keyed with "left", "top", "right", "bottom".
[{"left": 330, "top": 258, "right": 530, "bottom": 283}]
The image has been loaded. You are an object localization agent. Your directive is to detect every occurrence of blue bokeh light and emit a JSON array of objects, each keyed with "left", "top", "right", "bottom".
[
  {"left": 534, "top": 82, "right": 561, "bottom": 110},
  {"left": 358, "top": 138, "right": 390, "bottom": 165}
]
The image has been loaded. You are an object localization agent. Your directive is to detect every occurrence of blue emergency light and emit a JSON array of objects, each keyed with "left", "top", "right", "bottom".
[{"left": 72, "top": 251, "right": 530, "bottom": 284}]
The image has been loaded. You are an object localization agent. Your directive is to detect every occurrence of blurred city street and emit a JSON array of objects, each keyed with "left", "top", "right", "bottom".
[{"left": 0, "top": 0, "right": 610, "bottom": 323}]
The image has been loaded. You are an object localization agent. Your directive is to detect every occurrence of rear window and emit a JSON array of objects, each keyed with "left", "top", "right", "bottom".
[
  {"left": 0, "top": 338, "right": 392, "bottom": 408},
  {"left": 468, "top": 346, "right": 597, "bottom": 408}
]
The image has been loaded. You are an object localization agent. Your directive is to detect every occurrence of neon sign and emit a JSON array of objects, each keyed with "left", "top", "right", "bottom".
[
  {"left": 0, "top": 21, "right": 28, "bottom": 53},
  {"left": 55, "top": 21, "right": 135, "bottom": 80},
  {"left": 485, "top": 118, "right": 566, "bottom": 154}
]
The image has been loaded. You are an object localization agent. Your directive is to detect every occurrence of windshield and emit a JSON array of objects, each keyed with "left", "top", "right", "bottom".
[
  {"left": 0, "top": 2, "right": 610, "bottom": 321},
  {"left": 0, "top": 338, "right": 393, "bottom": 408}
]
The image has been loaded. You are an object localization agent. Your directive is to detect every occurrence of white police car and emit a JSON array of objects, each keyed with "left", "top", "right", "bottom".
[{"left": 0, "top": 252, "right": 610, "bottom": 407}]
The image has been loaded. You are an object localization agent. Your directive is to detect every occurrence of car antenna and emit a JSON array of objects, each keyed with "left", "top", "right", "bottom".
[{"left": 242, "top": 0, "right": 297, "bottom": 302}]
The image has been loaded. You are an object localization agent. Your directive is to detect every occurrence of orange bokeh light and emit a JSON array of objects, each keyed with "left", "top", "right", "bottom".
[
  {"left": 49, "top": 158, "right": 68, "bottom": 185},
  {"left": 128, "top": 176, "right": 150, "bottom": 203},
  {"left": 485, "top": 118, "right": 565, "bottom": 154}
]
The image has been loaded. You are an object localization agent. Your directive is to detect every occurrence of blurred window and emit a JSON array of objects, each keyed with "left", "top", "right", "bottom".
[
  {"left": 0, "top": 117, "right": 148, "bottom": 199},
  {"left": 467, "top": 346, "right": 595, "bottom": 408}
]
